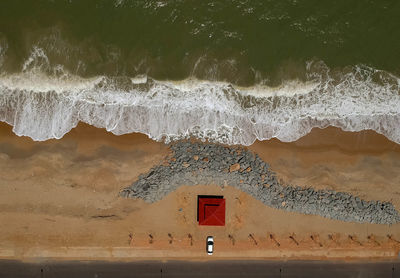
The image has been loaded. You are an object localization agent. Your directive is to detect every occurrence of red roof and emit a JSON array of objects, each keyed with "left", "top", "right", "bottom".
[{"left": 198, "top": 197, "right": 225, "bottom": 226}]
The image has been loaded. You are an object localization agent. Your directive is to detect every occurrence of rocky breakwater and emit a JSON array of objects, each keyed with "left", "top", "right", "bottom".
[{"left": 120, "top": 142, "right": 400, "bottom": 225}]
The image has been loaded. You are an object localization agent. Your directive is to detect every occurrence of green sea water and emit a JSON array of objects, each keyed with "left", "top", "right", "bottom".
[
  {"left": 0, "top": 0, "right": 399, "bottom": 145},
  {"left": 1, "top": 0, "right": 399, "bottom": 84}
]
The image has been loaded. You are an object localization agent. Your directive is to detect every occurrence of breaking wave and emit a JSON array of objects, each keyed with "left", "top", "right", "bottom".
[{"left": 0, "top": 46, "right": 400, "bottom": 145}]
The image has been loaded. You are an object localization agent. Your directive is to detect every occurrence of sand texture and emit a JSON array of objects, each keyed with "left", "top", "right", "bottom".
[{"left": 0, "top": 123, "right": 399, "bottom": 260}]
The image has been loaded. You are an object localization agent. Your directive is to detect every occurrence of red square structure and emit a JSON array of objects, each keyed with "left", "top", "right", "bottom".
[{"left": 197, "top": 196, "right": 225, "bottom": 226}]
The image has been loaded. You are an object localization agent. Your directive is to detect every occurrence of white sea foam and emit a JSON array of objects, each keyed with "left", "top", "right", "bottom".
[{"left": 0, "top": 49, "right": 399, "bottom": 145}]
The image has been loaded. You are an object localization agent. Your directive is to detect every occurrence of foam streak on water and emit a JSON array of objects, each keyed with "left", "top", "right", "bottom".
[
  {"left": 0, "top": 45, "right": 399, "bottom": 145},
  {"left": 0, "top": 58, "right": 399, "bottom": 146}
]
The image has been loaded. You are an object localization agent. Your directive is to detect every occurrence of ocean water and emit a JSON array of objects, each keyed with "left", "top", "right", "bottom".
[{"left": 0, "top": 0, "right": 399, "bottom": 145}]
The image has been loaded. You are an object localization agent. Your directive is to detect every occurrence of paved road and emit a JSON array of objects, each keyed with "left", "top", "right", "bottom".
[{"left": 0, "top": 259, "right": 399, "bottom": 278}]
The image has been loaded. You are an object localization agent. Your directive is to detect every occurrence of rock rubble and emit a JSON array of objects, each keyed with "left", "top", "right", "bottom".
[{"left": 120, "top": 142, "right": 400, "bottom": 225}]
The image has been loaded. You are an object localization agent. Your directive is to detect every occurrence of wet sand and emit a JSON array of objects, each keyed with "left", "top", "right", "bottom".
[{"left": 0, "top": 122, "right": 399, "bottom": 260}]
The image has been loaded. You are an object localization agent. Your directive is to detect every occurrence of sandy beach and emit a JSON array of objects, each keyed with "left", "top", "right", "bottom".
[
  {"left": 2, "top": 4, "right": 400, "bottom": 276},
  {"left": 0, "top": 122, "right": 399, "bottom": 260}
]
